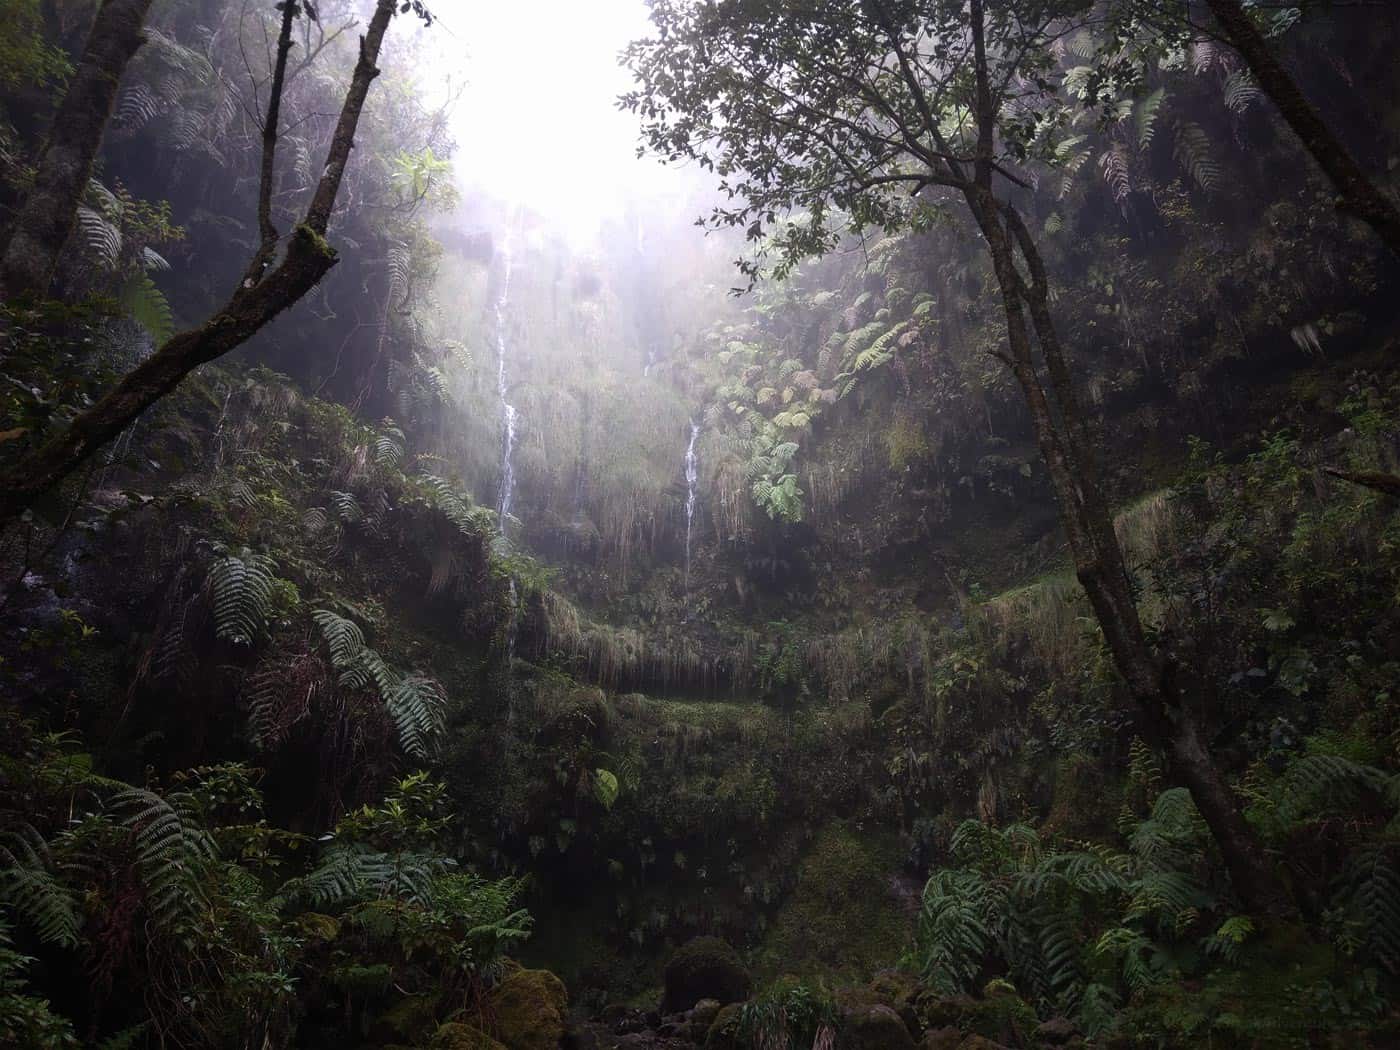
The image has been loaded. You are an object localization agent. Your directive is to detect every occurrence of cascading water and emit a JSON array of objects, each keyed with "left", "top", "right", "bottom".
[
  {"left": 494, "top": 246, "right": 518, "bottom": 536},
  {"left": 684, "top": 420, "right": 700, "bottom": 594},
  {"left": 492, "top": 238, "right": 522, "bottom": 709}
]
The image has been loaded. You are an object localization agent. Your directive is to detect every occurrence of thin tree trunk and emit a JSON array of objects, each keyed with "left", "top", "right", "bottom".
[
  {"left": 240, "top": 0, "right": 301, "bottom": 289},
  {"left": 960, "top": 0, "right": 1285, "bottom": 913},
  {"left": 1324, "top": 466, "right": 1400, "bottom": 498},
  {"left": 0, "top": 0, "right": 399, "bottom": 524},
  {"left": 0, "top": 0, "right": 156, "bottom": 299},
  {"left": 1204, "top": 0, "right": 1400, "bottom": 256}
]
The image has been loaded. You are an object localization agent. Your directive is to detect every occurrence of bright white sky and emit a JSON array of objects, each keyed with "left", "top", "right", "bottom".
[{"left": 423, "top": 0, "right": 691, "bottom": 244}]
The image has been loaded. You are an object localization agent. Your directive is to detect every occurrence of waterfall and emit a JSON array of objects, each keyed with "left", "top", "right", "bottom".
[
  {"left": 494, "top": 243, "right": 518, "bottom": 536},
  {"left": 684, "top": 420, "right": 700, "bottom": 593}
]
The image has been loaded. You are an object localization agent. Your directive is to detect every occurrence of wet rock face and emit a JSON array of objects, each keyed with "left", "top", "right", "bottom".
[{"left": 661, "top": 936, "right": 752, "bottom": 1013}]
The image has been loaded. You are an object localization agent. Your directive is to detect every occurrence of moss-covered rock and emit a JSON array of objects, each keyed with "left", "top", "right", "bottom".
[
  {"left": 429, "top": 1023, "right": 508, "bottom": 1050},
  {"left": 913, "top": 987, "right": 1036, "bottom": 1048},
  {"left": 839, "top": 1003, "right": 916, "bottom": 1050},
  {"left": 369, "top": 993, "right": 439, "bottom": 1044},
  {"left": 662, "top": 936, "right": 751, "bottom": 1012},
  {"left": 705, "top": 1002, "right": 745, "bottom": 1050},
  {"left": 865, "top": 969, "right": 924, "bottom": 1035},
  {"left": 919, "top": 1026, "right": 962, "bottom": 1050},
  {"left": 488, "top": 967, "right": 568, "bottom": 1050}
]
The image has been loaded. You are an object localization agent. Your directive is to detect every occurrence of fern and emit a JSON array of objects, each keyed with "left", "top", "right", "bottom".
[
  {"left": 108, "top": 788, "right": 214, "bottom": 927},
  {"left": 1173, "top": 120, "right": 1221, "bottom": 192},
  {"left": 1100, "top": 143, "right": 1131, "bottom": 204},
  {"left": 1339, "top": 845, "right": 1400, "bottom": 972},
  {"left": 373, "top": 425, "right": 405, "bottom": 469},
  {"left": 0, "top": 829, "right": 80, "bottom": 949},
  {"left": 119, "top": 272, "right": 175, "bottom": 345},
  {"left": 1135, "top": 88, "right": 1166, "bottom": 149},
  {"left": 207, "top": 549, "right": 276, "bottom": 645},
  {"left": 386, "top": 244, "right": 412, "bottom": 306},
  {"left": 74, "top": 205, "right": 122, "bottom": 270},
  {"left": 384, "top": 675, "right": 447, "bottom": 759},
  {"left": 1222, "top": 70, "right": 1261, "bottom": 114},
  {"left": 312, "top": 609, "right": 366, "bottom": 666},
  {"left": 328, "top": 490, "right": 364, "bottom": 524}
]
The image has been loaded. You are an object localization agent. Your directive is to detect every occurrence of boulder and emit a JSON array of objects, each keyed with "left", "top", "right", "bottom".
[
  {"left": 662, "top": 937, "right": 752, "bottom": 1013},
  {"left": 921, "top": 1027, "right": 963, "bottom": 1050},
  {"left": 370, "top": 993, "right": 438, "bottom": 1044},
  {"left": 429, "top": 1023, "right": 508, "bottom": 1050},
  {"left": 1034, "top": 1016, "right": 1079, "bottom": 1045},
  {"left": 956, "top": 1037, "right": 1011, "bottom": 1050},
  {"left": 704, "top": 1003, "right": 744, "bottom": 1050},
  {"left": 839, "top": 1004, "right": 916, "bottom": 1050},
  {"left": 691, "top": 999, "right": 723, "bottom": 1032},
  {"left": 865, "top": 969, "right": 923, "bottom": 1036},
  {"left": 488, "top": 967, "right": 569, "bottom": 1050}
]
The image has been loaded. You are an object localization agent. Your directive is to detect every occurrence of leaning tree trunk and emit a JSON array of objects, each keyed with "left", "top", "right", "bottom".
[
  {"left": 981, "top": 198, "right": 1286, "bottom": 912},
  {"left": 0, "top": 0, "right": 156, "bottom": 300},
  {"left": 1204, "top": 0, "right": 1400, "bottom": 257},
  {"left": 0, "top": 0, "right": 399, "bottom": 524}
]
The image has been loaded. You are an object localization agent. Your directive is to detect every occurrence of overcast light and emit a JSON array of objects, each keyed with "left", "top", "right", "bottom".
[{"left": 425, "top": 1, "right": 684, "bottom": 242}]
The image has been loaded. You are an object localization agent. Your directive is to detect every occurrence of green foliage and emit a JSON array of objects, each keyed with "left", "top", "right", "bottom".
[
  {"left": 0, "top": 829, "right": 80, "bottom": 949},
  {"left": 118, "top": 272, "right": 175, "bottom": 344},
  {"left": 0, "top": 921, "right": 76, "bottom": 1049},
  {"left": 738, "top": 978, "right": 838, "bottom": 1050},
  {"left": 0, "top": 1, "right": 70, "bottom": 91},
  {"left": 313, "top": 610, "right": 447, "bottom": 758},
  {"left": 209, "top": 548, "right": 279, "bottom": 645}
]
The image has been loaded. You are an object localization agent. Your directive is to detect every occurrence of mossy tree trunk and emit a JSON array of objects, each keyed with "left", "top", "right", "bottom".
[
  {"left": 1204, "top": 0, "right": 1400, "bottom": 257},
  {"left": 0, "top": 0, "right": 156, "bottom": 299},
  {"left": 959, "top": 0, "right": 1287, "bottom": 916},
  {"left": 0, "top": 0, "right": 401, "bottom": 526}
]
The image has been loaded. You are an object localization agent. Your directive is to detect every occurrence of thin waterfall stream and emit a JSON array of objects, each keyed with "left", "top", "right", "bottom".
[
  {"left": 495, "top": 244, "right": 518, "bottom": 535},
  {"left": 684, "top": 420, "right": 700, "bottom": 595},
  {"left": 493, "top": 239, "right": 521, "bottom": 698}
]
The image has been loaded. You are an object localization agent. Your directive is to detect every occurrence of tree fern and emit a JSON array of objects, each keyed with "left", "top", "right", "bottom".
[{"left": 207, "top": 549, "right": 277, "bottom": 645}]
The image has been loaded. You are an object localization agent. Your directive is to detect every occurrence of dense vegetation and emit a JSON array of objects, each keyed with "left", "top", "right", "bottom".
[{"left": 2, "top": 1, "right": 1399, "bottom": 1047}]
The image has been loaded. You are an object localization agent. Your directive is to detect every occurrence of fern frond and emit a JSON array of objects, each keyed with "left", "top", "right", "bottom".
[
  {"left": 108, "top": 788, "right": 214, "bottom": 927},
  {"left": 119, "top": 272, "right": 175, "bottom": 345},
  {"left": 1135, "top": 88, "right": 1166, "bottom": 149},
  {"left": 311, "top": 609, "right": 366, "bottom": 667},
  {"left": 384, "top": 675, "right": 447, "bottom": 759},
  {"left": 0, "top": 828, "right": 81, "bottom": 948},
  {"left": 207, "top": 549, "right": 276, "bottom": 645},
  {"left": 1100, "top": 143, "right": 1131, "bottom": 203},
  {"left": 74, "top": 205, "right": 122, "bottom": 270},
  {"left": 1222, "top": 70, "right": 1261, "bottom": 114},
  {"left": 1173, "top": 120, "right": 1220, "bottom": 192}
]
